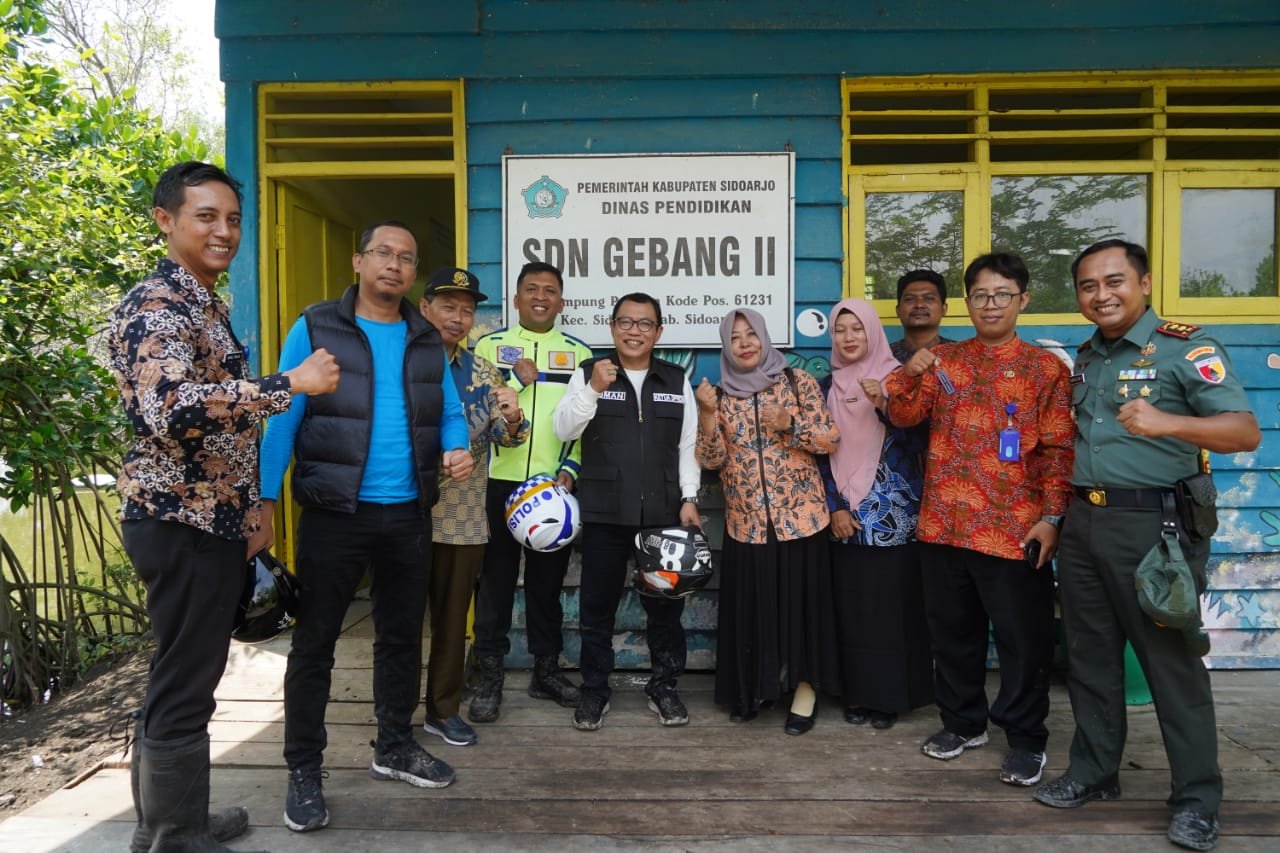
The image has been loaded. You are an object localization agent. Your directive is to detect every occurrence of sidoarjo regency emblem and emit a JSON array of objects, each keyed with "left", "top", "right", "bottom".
[{"left": 522, "top": 176, "right": 568, "bottom": 218}]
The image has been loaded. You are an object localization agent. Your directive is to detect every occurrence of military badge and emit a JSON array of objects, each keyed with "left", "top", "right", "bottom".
[
  {"left": 1194, "top": 355, "right": 1226, "bottom": 384},
  {"left": 1141, "top": 342, "right": 1157, "bottom": 356},
  {"left": 547, "top": 350, "right": 576, "bottom": 371},
  {"left": 1185, "top": 345, "right": 1216, "bottom": 361},
  {"left": 496, "top": 345, "right": 524, "bottom": 364}
]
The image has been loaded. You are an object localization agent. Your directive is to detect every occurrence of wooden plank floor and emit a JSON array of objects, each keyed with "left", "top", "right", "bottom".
[{"left": 4, "top": 599, "right": 1279, "bottom": 852}]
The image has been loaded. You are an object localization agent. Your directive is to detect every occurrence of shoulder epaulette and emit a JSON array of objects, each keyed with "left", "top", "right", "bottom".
[{"left": 1155, "top": 321, "right": 1201, "bottom": 339}]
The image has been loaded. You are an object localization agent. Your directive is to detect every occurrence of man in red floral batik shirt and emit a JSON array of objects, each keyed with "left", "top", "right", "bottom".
[{"left": 885, "top": 251, "right": 1073, "bottom": 790}]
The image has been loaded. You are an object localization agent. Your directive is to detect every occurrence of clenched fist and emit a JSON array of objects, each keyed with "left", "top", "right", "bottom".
[
  {"left": 287, "top": 348, "right": 340, "bottom": 395},
  {"left": 512, "top": 358, "right": 538, "bottom": 386},
  {"left": 590, "top": 358, "right": 619, "bottom": 393},
  {"left": 903, "top": 346, "right": 937, "bottom": 379}
]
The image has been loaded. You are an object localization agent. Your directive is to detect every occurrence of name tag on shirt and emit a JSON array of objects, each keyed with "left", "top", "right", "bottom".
[
  {"left": 600, "top": 390, "right": 627, "bottom": 401},
  {"left": 653, "top": 393, "right": 685, "bottom": 403}
]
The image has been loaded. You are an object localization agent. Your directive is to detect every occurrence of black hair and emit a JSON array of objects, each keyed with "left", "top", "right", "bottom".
[
  {"left": 1071, "top": 239, "right": 1150, "bottom": 281},
  {"left": 516, "top": 261, "right": 564, "bottom": 292},
  {"left": 896, "top": 269, "right": 948, "bottom": 303},
  {"left": 611, "top": 292, "right": 664, "bottom": 326},
  {"left": 357, "top": 220, "right": 417, "bottom": 253},
  {"left": 963, "top": 252, "right": 1030, "bottom": 293},
  {"left": 152, "top": 161, "right": 243, "bottom": 212}
]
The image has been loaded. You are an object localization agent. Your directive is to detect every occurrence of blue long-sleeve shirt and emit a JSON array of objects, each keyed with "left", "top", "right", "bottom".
[{"left": 260, "top": 314, "right": 467, "bottom": 503}]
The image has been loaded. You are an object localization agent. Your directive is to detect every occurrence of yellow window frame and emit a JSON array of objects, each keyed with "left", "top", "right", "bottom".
[
  {"left": 843, "top": 71, "right": 1280, "bottom": 325},
  {"left": 1162, "top": 168, "right": 1280, "bottom": 320}
]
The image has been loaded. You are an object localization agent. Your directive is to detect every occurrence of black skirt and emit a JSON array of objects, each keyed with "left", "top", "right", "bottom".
[
  {"left": 714, "top": 528, "right": 841, "bottom": 711},
  {"left": 831, "top": 540, "right": 934, "bottom": 713}
]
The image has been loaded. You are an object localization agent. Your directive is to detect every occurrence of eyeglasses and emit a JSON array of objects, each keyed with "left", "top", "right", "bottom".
[
  {"left": 361, "top": 246, "right": 419, "bottom": 268},
  {"left": 966, "top": 290, "right": 1018, "bottom": 308},
  {"left": 610, "top": 317, "right": 659, "bottom": 332}
]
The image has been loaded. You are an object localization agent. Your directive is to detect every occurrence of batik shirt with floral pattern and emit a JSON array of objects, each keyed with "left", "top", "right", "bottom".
[
  {"left": 108, "top": 259, "right": 293, "bottom": 541},
  {"left": 884, "top": 335, "right": 1073, "bottom": 561},
  {"left": 817, "top": 376, "right": 927, "bottom": 548},
  {"left": 696, "top": 369, "right": 840, "bottom": 544},
  {"left": 432, "top": 347, "right": 530, "bottom": 545}
]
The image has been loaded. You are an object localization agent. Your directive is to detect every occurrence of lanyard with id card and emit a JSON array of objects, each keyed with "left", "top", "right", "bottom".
[{"left": 998, "top": 402, "right": 1021, "bottom": 462}]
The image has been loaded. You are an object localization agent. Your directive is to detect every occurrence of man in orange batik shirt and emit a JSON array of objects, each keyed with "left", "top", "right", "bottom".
[{"left": 885, "top": 252, "right": 1073, "bottom": 790}]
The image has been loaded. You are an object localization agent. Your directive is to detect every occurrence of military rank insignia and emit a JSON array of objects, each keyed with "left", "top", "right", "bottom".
[{"left": 1156, "top": 321, "right": 1201, "bottom": 339}]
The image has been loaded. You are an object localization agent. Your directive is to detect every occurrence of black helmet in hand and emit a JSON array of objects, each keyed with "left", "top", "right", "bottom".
[
  {"left": 632, "top": 525, "right": 714, "bottom": 599},
  {"left": 232, "top": 550, "right": 300, "bottom": 643}
]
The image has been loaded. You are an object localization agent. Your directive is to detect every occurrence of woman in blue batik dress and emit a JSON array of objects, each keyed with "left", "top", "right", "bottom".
[{"left": 818, "top": 298, "right": 933, "bottom": 730}]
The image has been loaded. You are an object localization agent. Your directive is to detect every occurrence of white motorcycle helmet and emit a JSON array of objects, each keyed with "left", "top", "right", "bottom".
[{"left": 504, "top": 474, "right": 582, "bottom": 553}]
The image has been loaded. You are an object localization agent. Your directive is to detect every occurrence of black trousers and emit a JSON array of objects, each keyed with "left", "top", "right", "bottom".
[
  {"left": 577, "top": 522, "right": 686, "bottom": 701},
  {"left": 920, "top": 542, "right": 1055, "bottom": 751},
  {"left": 1057, "top": 495, "right": 1221, "bottom": 813},
  {"left": 123, "top": 519, "right": 243, "bottom": 742},
  {"left": 283, "top": 502, "right": 430, "bottom": 772},
  {"left": 472, "top": 478, "right": 571, "bottom": 660}
]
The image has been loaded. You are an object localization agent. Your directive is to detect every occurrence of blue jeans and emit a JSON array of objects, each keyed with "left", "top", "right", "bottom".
[{"left": 283, "top": 502, "right": 430, "bottom": 771}]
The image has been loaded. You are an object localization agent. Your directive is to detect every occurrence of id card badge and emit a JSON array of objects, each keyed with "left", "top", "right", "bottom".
[{"left": 998, "top": 402, "right": 1021, "bottom": 462}]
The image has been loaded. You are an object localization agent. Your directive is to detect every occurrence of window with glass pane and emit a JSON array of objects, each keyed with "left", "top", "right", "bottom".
[
  {"left": 864, "top": 191, "right": 963, "bottom": 300},
  {"left": 1180, "top": 189, "right": 1278, "bottom": 298},
  {"left": 991, "top": 175, "right": 1147, "bottom": 313}
]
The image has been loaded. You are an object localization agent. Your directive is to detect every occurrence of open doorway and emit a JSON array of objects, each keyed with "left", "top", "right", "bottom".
[{"left": 257, "top": 81, "right": 467, "bottom": 563}]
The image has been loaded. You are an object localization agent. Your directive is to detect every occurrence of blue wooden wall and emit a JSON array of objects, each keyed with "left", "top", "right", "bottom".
[{"left": 215, "top": 0, "right": 1280, "bottom": 667}]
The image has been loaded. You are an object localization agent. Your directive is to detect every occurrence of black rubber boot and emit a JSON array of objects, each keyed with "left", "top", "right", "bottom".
[
  {"left": 528, "top": 655, "right": 581, "bottom": 708},
  {"left": 468, "top": 655, "right": 504, "bottom": 723},
  {"left": 129, "top": 712, "right": 249, "bottom": 852},
  {"left": 139, "top": 730, "right": 265, "bottom": 852}
]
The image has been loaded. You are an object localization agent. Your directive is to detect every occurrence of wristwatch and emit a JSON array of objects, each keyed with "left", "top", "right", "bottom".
[
  {"left": 682, "top": 495, "right": 700, "bottom": 506},
  {"left": 1041, "top": 514, "right": 1064, "bottom": 530}
]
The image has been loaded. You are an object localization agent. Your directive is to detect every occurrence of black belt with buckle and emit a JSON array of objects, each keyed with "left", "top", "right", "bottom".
[{"left": 1073, "top": 485, "right": 1171, "bottom": 509}]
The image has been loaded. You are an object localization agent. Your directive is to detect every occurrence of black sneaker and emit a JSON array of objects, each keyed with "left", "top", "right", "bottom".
[
  {"left": 423, "top": 713, "right": 478, "bottom": 747},
  {"left": 646, "top": 687, "right": 689, "bottom": 727},
  {"left": 921, "top": 728, "right": 988, "bottom": 760},
  {"left": 1168, "top": 810, "right": 1219, "bottom": 851},
  {"left": 573, "top": 693, "right": 610, "bottom": 731},
  {"left": 370, "top": 740, "right": 455, "bottom": 788},
  {"left": 1032, "top": 773, "right": 1122, "bottom": 808},
  {"left": 284, "top": 768, "right": 330, "bottom": 833},
  {"left": 999, "top": 748, "right": 1048, "bottom": 786}
]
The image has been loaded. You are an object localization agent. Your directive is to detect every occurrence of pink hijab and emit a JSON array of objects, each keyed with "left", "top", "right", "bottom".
[{"left": 827, "top": 298, "right": 900, "bottom": 509}]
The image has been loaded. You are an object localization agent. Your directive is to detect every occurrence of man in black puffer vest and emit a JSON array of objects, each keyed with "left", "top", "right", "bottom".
[
  {"left": 553, "top": 292, "right": 703, "bottom": 731},
  {"left": 258, "top": 220, "right": 473, "bottom": 834}
]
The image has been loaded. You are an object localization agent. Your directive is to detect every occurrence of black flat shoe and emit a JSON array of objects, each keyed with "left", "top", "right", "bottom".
[
  {"left": 844, "top": 706, "right": 870, "bottom": 725},
  {"left": 784, "top": 711, "right": 815, "bottom": 736},
  {"left": 869, "top": 710, "right": 898, "bottom": 729},
  {"left": 729, "top": 706, "right": 758, "bottom": 723}
]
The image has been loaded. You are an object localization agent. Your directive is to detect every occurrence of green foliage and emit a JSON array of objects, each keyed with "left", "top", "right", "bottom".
[{"left": 0, "top": 1, "right": 204, "bottom": 710}]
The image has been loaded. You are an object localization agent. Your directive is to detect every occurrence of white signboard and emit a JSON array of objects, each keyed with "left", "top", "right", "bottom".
[{"left": 502, "top": 152, "right": 795, "bottom": 347}]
